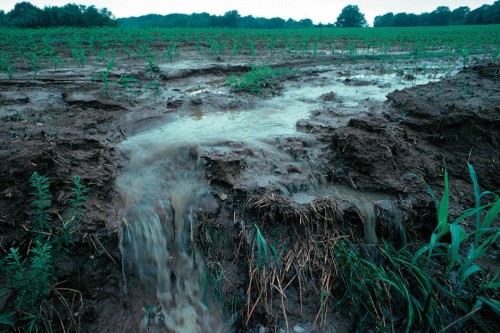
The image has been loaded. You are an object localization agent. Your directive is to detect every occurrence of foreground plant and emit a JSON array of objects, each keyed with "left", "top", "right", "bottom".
[
  {"left": 3, "top": 242, "right": 55, "bottom": 332},
  {"left": 1, "top": 172, "right": 88, "bottom": 332},
  {"left": 335, "top": 163, "right": 499, "bottom": 332},
  {"left": 412, "top": 163, "right": 499, "bottom": 331}
]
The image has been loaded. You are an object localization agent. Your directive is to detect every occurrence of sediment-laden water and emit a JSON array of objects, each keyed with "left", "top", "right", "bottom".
[{"left": 116, "top": 70, "right": 425, "bottom": 331}]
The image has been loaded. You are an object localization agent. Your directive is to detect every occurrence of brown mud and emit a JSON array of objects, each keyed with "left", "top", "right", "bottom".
[{"left": 0, "top": 46, "right": 498, "bottom": 333}]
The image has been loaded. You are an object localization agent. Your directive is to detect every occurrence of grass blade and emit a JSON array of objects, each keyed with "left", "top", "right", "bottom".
[
  {"left": 459, "top": 264, "right": 482, "bottom": 288},
  {"left": 477, "top": 297, "right": 500, "bottom": 315},
  {"left": 437, "top": 167, "right": 449, "bottom": 230},
  {"left": 480, "top": 199, "right": 500, "bottom": 230},
  {"left": 447, "top": 223, "right": 467, "bottom": 272}
]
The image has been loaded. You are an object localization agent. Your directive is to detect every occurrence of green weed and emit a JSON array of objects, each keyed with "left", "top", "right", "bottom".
[
  {"left": 3, "top": 242, "right": 55, "bottom": 333},
  {"left": 253, "top": 224, "right": 278, "bottom": 270},
  {"left": 226, "top": 66, "right": 296, "bottom": 96},
  {"left": 0, "top": 53, "right": 15, "bottom": 79},
  {"left": 145, "top": 52, "right": 159, "bottom": 78},
  {"left": 54, "top": 176, "right": 89, "bottom": 251},
  {"left": 119, "top": 75, "right": 140, "bottom": 91},
  {"left": 460, "top": 48, "right": 469, "bottom": 68},
  {"left": 29, "top": 172, "right": 52, "bottom": 240},
  {"left": 1, "top": 172, "right": 88, "bottom": 332}
]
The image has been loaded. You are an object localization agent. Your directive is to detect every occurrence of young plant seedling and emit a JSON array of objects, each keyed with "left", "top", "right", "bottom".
[{"left": 93, "top": 59, "right": 118, "bottom": 97}]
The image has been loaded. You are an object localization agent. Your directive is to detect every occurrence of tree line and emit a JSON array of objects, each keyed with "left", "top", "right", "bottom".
[
  {"left": 0, "top": 2, "right": 116, "bottom": 28},
  {"left": 374, "top": 1, "right": 500, "bottom": 27},
  {"left": 0, "top": 1, "right": 498, "bottom": 29},
  {"left": 117, "top": 10, "right": 315, "bottom": 29}
]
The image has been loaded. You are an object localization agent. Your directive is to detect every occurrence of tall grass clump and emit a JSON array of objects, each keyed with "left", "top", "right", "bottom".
[{"left": 335, "top": 163, "right": 499, "bottom": 332}]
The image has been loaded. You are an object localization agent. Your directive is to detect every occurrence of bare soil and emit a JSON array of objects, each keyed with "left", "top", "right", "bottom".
[{"left": 0, "top": 47, "right": 498, "bottom": 332}]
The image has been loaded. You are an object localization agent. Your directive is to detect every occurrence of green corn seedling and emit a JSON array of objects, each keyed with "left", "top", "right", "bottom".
[{"left": 52, "top": 55, "right": 62, "bottom": 72}]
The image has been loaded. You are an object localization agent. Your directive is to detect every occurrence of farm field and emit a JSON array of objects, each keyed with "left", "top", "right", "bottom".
[{"left": 0, "top": 25, "right": 499, "bottom": 332}]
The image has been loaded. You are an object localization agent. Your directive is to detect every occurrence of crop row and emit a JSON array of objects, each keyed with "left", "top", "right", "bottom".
[{"left": 0, "top": 25, "right": 498, "bottom": 78}]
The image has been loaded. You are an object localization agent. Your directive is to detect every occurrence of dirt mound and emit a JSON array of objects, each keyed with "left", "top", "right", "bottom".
[{"left": 319, "top": 63, "right": 499, "bottom": 231}]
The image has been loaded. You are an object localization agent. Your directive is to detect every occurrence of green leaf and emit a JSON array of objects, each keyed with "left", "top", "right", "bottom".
[
  {"left": 459, "top": 264, "right": 482, "bottom": 288},
  {"left": 0, "top": 311, "right": 15, "bottom": 326},
  {"left": 447, "top": 223, "right": 466, "bottom": 272},
  {"left": 467, "top": 162, "right": 481, "bottom": 226},
  {"left": 269, "top": 243, "right": 278, "bottom": 264},
  {"left": 427, "top": 233, "right": 437, "bottom": 262},
  {"left": 412, "top": 244, "right": 430, "bottom": 265},
  {"left": 477, "top": 297, "right": 500, "bottom": 315},
  {"left": 480, "top": 199, "right": 500, "bottom": 231},
  {"left": 461, "top": 247, "right": 477, "bottom": 272},
  {"left": 485, "top": 281, "right": 500, "bottom": 289},
  {"left": 437, "top": 167, "right": 449, "bottom": 229},
  {"left": 254, "top": 224, "right": 269, "bottom": 269}
]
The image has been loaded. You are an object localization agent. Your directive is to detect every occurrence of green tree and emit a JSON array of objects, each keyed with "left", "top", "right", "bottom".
[
  {"left": 0, "top": 10, "right": 9, "bottom": 26},
  {"left": 335, "top": 5, "right": 367, "bottom": 27},
  {"left": 393, "top": 13, "right": 410, "bottom": 26},
  {"left": 450, "top": 6, "right": 470, "bottom": 25},
  {"left": 59, "top": 4, "right": 84, "bottom": 26},
  {"left": 429, "top": 6, "right": 452, "bottom": 26},
  {"left": 283, "top": 18, "right": 300, "bottom": 28},
  {"left": 484, "top": 0, "right": 500, "bottom": 24},
  {"left": 374, "top": 12, "right": 394, "bottom": 27},
  {"left": 221, "top": 10, "right": 240, "bottom": 28},
  {"left": 9, "top": 2, "right": 43, "bottom": 27},
  {"left": 299, "top": 18, "right": 314, "bottom": 27},
  {"left": 1, "top": 2, "right": 116, "bottom": 28},
  {"left": 466, "top": 5, "right": 491, "bottom": 24},
  {"left": 83, "top": 6, "right": 116, "bottom": 27},
  {"left": 265, "top": 17, "right": 283, "bottom": 28}
]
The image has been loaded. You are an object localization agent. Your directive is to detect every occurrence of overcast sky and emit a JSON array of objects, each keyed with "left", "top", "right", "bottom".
[{"left": 0, "top": 1, "right": 495, "bottom": 25}]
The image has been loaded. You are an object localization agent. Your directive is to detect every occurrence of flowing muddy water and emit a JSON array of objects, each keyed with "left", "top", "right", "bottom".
[
  {"left": 116, "top": 68, "right": 444, "bottom": 331},
  {"left": 116, "top": 83, "right": 321, "bottom": 331},
  {"left": 292, "top": 185, "right": 395, "bottom": 245}
]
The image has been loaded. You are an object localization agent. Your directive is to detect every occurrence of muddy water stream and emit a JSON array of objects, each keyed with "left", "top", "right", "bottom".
[
  {"left": 292, "top": 185, "right": 394, "bottom": 245},
  {"left": 116, "top": 69, "right": 441, "bottom": 331}
]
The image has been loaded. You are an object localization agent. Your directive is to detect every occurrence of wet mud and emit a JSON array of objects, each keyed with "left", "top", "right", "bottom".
[{"left": 0, "top": 45, "right": 498, "bottom": 333}]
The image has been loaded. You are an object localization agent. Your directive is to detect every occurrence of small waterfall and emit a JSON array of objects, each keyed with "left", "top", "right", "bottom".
[
  {"left": 112, "top": 73, "right": 411, "bottom": 330},
  {"left": 355, "top": 201, "right": 378, "bottom": 245},
  {"left": 117, "top": 142, "right": 222, "bottom": 332}
]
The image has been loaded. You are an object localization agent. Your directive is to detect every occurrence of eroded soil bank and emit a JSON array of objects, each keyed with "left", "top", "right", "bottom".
[{"left": 0, "top": 50, "right": 498, "bottom": 332}]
